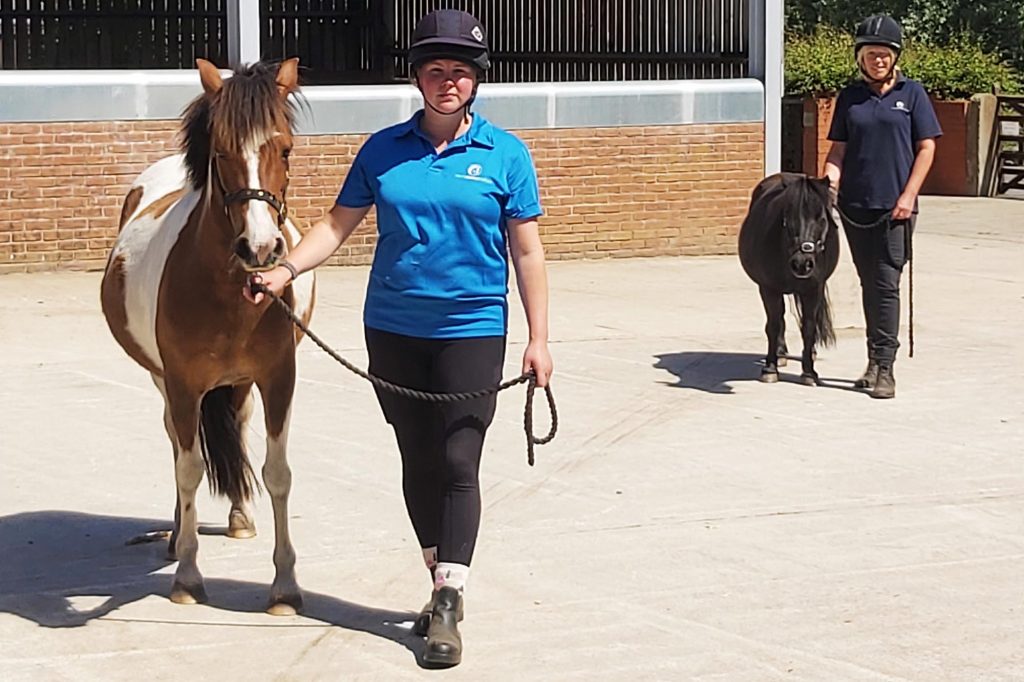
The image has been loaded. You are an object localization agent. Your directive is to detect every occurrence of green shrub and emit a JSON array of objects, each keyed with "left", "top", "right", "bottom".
[
  {"left": 902, "top": 39, "right": 1021, "bottom": 99},
  {"left": 785, "top": 30, "right": 1022, "bottom": 99},
  {"left": 784, "top": 29, "right": 857, "bottom": 97}
]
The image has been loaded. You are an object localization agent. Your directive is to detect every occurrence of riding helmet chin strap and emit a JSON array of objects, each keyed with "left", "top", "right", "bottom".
[{"left": 415, "top": 77, "right": 477, "bottom": 136}]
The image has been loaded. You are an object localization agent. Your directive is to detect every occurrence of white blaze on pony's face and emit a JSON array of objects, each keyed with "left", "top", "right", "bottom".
[
  {"left": 196, "top": 57, "right": 299, "bottom": 272},
  {"left": 214, "top": 130, "right": 294, "bottom": 270}
]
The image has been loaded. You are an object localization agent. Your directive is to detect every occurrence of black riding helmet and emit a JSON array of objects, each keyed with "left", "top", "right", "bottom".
[
  {"left": 854, "top": 15, "right": 903, "bottom": 55},
  {"left": 409, "top": 9, "right": 491, "bottom": 73},
  {"left": 854, "top": 15, "right": 902, "bottom": 83}
]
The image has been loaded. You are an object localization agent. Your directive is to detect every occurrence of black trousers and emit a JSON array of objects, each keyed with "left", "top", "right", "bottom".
[
  {"left": 365, "top": 326, "right": 505, "bottom": 566},
  {"left": 839, "top": 207, "right": 914, "bottom": 365}
]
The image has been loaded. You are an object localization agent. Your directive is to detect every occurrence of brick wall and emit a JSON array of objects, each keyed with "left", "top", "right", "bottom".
[{"left": 0, "top": 120, "right": 763, "bottom": 273}]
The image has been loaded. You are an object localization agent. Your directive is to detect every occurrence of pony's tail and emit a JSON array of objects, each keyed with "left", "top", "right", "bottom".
[
  {"left": 199, "top": 386, "right": 259, "bottom": 502},
  {"left": 793, "top": 286, "right": 837, "bottom": 348}
]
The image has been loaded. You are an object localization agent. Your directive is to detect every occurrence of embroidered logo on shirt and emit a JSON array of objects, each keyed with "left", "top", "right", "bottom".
[
  {"left": 455, "top": 163, "right": 494, "bottom": 184},
  {"left": 892, "top": 100, "right": 909, "bottom": 113}
]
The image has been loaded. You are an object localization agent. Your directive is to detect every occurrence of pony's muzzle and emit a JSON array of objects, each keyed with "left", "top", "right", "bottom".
[
  {"left": 234, "top": 236, "right": 285, "bottom": 271},
  {"left": 789, "top": 253, "right": 816, "bottom": 279}
]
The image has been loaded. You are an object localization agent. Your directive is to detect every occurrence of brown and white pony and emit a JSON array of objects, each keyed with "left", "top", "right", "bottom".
[{"left": 100, "top": 59, "right": 315, "bottom": 614}]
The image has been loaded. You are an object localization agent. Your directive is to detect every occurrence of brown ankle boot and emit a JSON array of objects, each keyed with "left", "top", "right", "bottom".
[
  {"left": 422, "top": 586, "right": 463, "bottom": 668},
  {"left": 854, "top": 360, "right": 879, "bottom": 389},
  {"left": 871, "top": 365, "right": 895, "bottom": 399}
]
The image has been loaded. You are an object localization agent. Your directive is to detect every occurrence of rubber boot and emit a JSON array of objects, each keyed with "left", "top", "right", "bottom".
[
  {"left": 854, "top": 360, "right": 879, "bottom": 389},
  {"left": 422, "top": 586, "right": 463, "bottom": 668},
  {"left": 413, "top": 590, "right": 465, "bottom": 637},
  {"left": 871, "top": 365, "right": 895, "bottom": 399}
]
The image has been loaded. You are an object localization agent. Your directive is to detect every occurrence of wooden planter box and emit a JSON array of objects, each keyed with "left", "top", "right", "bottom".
[{"left": 792, "top": 94, "right": 997, "bottom": 196}]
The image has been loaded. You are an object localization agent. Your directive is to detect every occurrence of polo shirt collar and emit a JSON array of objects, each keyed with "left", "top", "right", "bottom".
[
  {"left": 394, "top": 110, "right": 496, "bottom": 150},
  {"left": 857, "top": 74, "right": 907, "bottom": 98}
]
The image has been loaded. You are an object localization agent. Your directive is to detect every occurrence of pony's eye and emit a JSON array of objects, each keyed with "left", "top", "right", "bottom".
[{"left": 282, "top": 148, "right": 292, "bottom": 160}]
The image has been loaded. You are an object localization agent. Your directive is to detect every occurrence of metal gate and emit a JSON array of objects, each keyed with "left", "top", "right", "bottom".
[
  {"left": 2, "top": 1, "right": 749, "bottom": 84},
  {"left": 387, "top": 0, "right": 748, "bottom": 82}
]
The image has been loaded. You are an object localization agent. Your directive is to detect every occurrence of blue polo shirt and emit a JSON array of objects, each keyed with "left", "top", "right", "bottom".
[
  {"left": 337, "top": 111, "right": 542, "bottom": 339},
  {"left": 828, "top": 77, "right": 942, "bottom": 211}
]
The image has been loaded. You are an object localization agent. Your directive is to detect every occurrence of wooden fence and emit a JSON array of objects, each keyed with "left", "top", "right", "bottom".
[{"left": 0, "top": 0, "right": 228, "bottom": 70}]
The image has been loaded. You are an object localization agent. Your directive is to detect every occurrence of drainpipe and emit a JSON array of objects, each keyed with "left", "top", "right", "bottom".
[
  {"left": 748, "top": 0, "right": 784, "bottom": 176},
  {"left": 227, "top": 0, "right": 262, "bottom": 68}
]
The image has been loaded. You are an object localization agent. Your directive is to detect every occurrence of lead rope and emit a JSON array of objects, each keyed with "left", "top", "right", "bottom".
[
  {"left": 907, "top": 219, "right": 914, "bottom": 358},
  {"left": 252, "top": 283, "right": 557, "bottom": 466}
]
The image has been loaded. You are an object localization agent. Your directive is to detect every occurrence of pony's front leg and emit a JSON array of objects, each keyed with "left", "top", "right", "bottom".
[
  {"left": 799, "top": 291, "right": 822, "bottom": 386},
  {"left": 163, "top": 379, "right": 208, "bottom": 604},
  {"left": 758, "top": 285, "right": 784, "bottom": 382},
  {"left": 258, "top": 365, "right": 302, "bottom": 616},
  {"left": 153, "top": 374, "right": 182, "bottom": 561}
]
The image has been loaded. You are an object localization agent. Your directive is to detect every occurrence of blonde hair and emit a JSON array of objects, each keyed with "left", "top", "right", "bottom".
[{"left": 857, "top": 45, "right": 899, "bottom": 76}]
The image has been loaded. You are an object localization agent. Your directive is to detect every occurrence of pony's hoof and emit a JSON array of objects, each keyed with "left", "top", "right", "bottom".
[
  {"left": 170, "top": 582, "right": 208, "bottom": 605},
  {"left": 267, "top": 594, "right": 303, "bottom": 616},
  {"left": 777, "top": 356, "right": 788, "bottom": 367},
  {"left": 800, "top": 373, "right": 819, "bottom": 386},
  {"left": 226, "top": 526, "right": 256, "bottom": 540},
  {"left": 227, "top": 511, "right": 256, "bottom": 539},
  {"left": 759, "top": 371, "right": 779, "bottom": 383}
]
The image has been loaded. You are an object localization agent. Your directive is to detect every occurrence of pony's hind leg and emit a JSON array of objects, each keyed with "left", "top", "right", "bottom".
[
  {"left": 758, "top": 286, "right": 785, "bottom": 382},
  {"left": 226, "top": 384, "right": 258, "bottom": 540},
  {"left": 776, "top": 317, "right": 788, "bottom": 367},
  {"left": 163, "top": 377, "right": 208, "bottom": 605},
  {"left": 258, "top": 365, "right": 302, "bottom": 615}
]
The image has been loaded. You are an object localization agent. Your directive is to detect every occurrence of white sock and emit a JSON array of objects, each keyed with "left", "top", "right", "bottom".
[{"left": 434, "top": 562, "right": 469, "bottom": 592}]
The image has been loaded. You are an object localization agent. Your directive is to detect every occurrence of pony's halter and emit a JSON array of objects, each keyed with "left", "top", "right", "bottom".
[
  {"left": 223, "top": 188, "right": 289, "bottom": 226},
  {"left": 784, "top": 216, "right": 829, "bottom": 254},
  {"left": 212, "top": 155, "right": 289, "bottom": 227}
]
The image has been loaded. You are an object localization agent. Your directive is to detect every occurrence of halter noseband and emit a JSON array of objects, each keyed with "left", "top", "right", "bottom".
[
  {"left": 212, "top": 154, "right": 290, "bottom": 228},
  {"left": 222, "top": 188, "right": 289, "bottom": 225},
  {"left": 783, "top": 216, "right": 830, "bottom": 255}
]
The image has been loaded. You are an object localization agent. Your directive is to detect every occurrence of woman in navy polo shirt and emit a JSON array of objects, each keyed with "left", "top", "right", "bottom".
[
  {"left": 824, "top": 15, "right": 941, "bottom": 399},
  {"left": 247, "top": 9, "right": 552, "bottom": 667}
]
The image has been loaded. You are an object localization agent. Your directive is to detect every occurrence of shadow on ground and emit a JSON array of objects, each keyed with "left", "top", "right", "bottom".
[
  {"left": 653, "top": 351, "right": 860, "bottom": 394},
  {"left": 0, "top": 511, "right": 425, "bottom": 660}
]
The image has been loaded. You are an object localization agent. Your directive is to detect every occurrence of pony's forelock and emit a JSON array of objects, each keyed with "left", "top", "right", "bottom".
[{"left": 179, "top": 61, "right": 300, "bottom": 190}]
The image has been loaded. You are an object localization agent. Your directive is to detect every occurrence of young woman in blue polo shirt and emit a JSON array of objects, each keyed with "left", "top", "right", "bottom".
[
  {"left": 824, "top": 15, "right": 941, "bottom": 399},
  {"left": 246, "top": 9, "right": 551, "bottom": 668}
]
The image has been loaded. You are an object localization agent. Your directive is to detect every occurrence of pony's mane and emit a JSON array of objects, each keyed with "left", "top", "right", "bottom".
[
  {"left": 180, "top": 61, "right": 298, "bottom": 190},
  {"left": 783, "top": 175, "right": 832, "bottom": 221}
]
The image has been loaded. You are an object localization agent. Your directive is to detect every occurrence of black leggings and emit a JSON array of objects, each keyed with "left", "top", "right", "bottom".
[
  {"left": 840, "top": 207, "right": 915, "bottom": 365},
  {"left": 365, "top": 326, "right": 506, "bottom": 566}
]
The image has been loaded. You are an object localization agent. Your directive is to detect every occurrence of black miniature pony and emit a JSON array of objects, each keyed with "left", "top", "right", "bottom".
[{"left": 738, "top": 172, "right": 840, "bottom": 385}]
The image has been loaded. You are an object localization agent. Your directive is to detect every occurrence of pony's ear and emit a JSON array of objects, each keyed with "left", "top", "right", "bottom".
[
  {"left": 196, "top": 59, "right": 223, "bottom": 95},
  {"left": 276, "top": 58, "right": 300, "bottom": 96}
]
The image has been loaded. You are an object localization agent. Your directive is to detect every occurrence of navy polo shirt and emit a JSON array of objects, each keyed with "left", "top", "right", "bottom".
[
  {"left": 337, "top": 111, "right": 542, "bottom": 339},
  {"left": 828, "top": 77, "right": 942, "bottom": 210}
]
